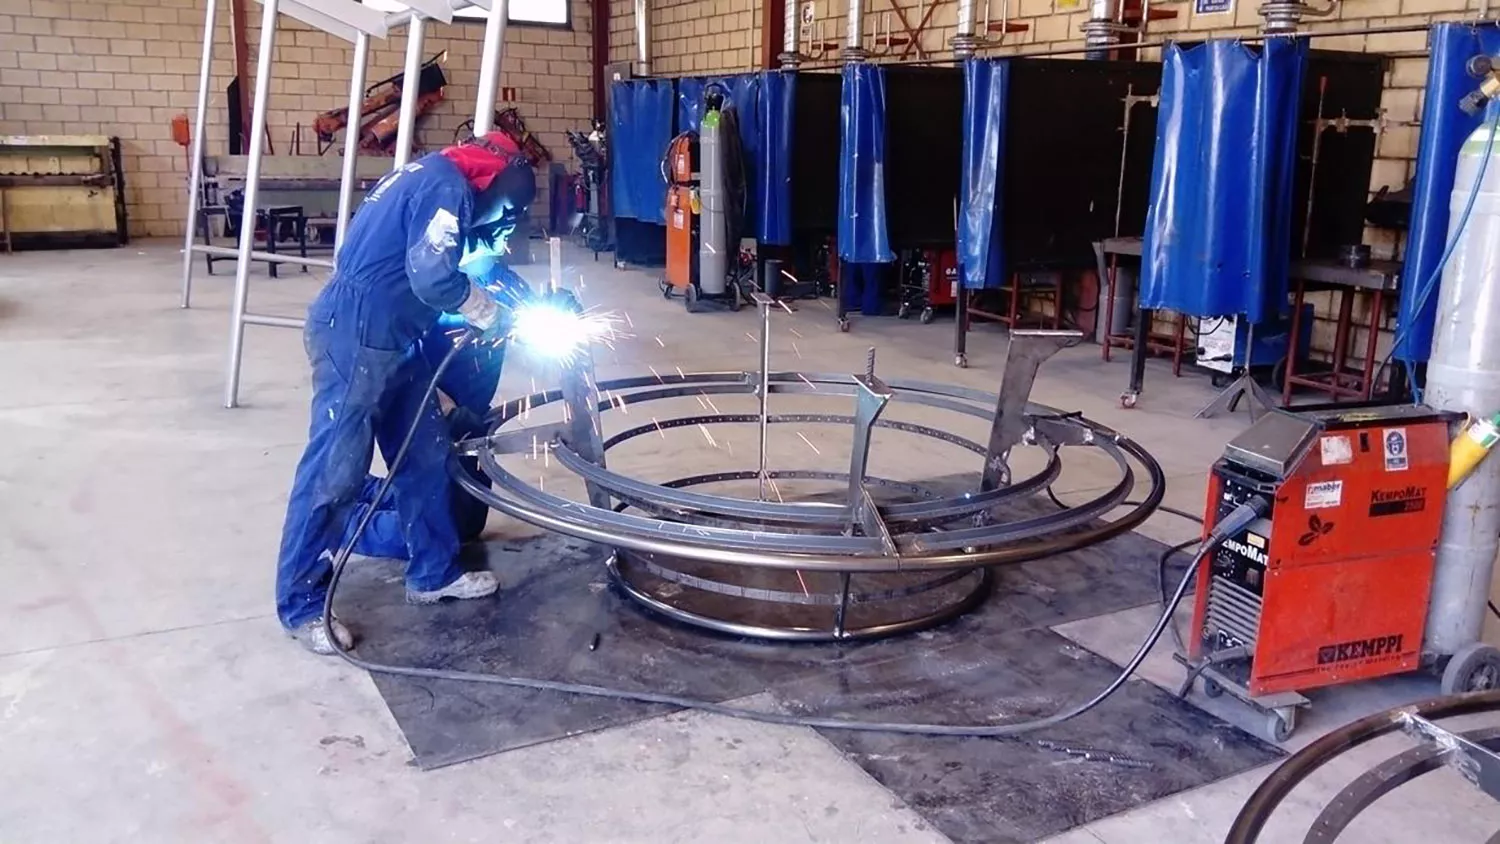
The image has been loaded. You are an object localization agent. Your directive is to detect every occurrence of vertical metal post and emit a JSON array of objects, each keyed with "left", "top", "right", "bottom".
[
  {"left": 334, "top": 32, "right": 370, "bottom": 256},
  {"left": 755, "top": 293, "right": 773, "bottom": 499},
  {"left": 473, "top": 0, "right": 510, "bottom": 136},
  {"left": 548, "top": 235, "right": 562, "bottom": 291},
  {"left": 393, "top": 16, "right": 426, "bottom": 169},
  {"left": 180, "top": 0, "right": 219, "bottom": 309},
  {"left": 224, "top": 0, "right": 280, "bottom": 408}
]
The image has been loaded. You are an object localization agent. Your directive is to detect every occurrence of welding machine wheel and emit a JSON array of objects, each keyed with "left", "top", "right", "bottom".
[
  {"left": 1267, "top": 708, "right": 1296, "bottom": 743},
  {"left": 1441, "top": 642, "right": 1500, "bottom": 695},
  {"left": 684, "top": 283, "right": 700, "bottom": 313},
  {"left": 1201, "top": 677, "right": 1225, "bottom": 699},
  {"left": 920, "top": 307, "right": 935, "bottom": 325}
]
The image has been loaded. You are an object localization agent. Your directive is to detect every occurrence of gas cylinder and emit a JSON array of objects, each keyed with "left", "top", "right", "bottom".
[{"left": 1425, "top": 118, "right": 1500, "bottom": 656}]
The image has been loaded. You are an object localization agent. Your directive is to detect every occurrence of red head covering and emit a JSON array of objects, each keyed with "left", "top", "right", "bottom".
[{"left": 440, "top": 131, "right": 527, "bottom": 192}]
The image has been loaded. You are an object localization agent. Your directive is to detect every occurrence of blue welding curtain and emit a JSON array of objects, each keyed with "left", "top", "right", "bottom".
[
  {"left": 1396, "top": 22, "right": 1500, "bottom": 363},
  {"left": 1139, "top": 39, "right": 1307, "bottom": 323},
  {"left": 675, "top": 73, "right": 796, "bottom": 245},
  {"left": 957, "top": 59, "right": 1010, "bottom": 289},
  {"left": 839, "top": 63, "right": 894, "bottom": 263},
  {"left": 609, "top": 79, "right": 673, "bottom": 224},
  {"left": 757, "top": 72, "right": 795, "bottom": 246}
]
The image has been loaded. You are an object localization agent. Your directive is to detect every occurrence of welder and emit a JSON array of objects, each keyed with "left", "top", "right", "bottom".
[
  {"left": 275, "top": 132, "right": 535, "bottom": 655},
  {"left": 341, "top": 266, "right": 528, "bottom": 560}
]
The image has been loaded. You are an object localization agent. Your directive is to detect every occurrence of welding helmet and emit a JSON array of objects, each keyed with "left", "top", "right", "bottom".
[{"left": 468, "top": 164, "right": 535, "bottom": 256}]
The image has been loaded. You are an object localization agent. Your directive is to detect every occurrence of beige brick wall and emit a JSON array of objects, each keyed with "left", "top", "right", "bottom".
[
  {"left": 609, "top": 0, "right": 761, "bottom": 74},
  {"left": 0, "top": 0, "right": 595, "bottom": 237}
]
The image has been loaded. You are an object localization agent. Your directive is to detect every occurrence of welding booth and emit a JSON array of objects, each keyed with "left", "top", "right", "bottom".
[
  {"left": 609, "top": 72, "right": 796, "bottom": 268},
  {"left": 606, "top": 66, "right": 968, "bottom": 312}
]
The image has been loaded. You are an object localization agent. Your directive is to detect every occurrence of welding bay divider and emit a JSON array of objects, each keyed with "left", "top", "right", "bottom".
[
  {"left": 955, "top": 57, "right": 1163, "bottom": 367},
  {"left": 177, "top": 0, "right": 510, "bottom": 408}
]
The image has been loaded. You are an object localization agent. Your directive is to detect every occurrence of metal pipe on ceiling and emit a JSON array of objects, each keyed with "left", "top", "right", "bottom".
[
  {"left": 844, "top": 0, "right": 869, "bottom": 60},
  {"left": 635, "top": 0, "right": 652, "bottom": 75},
  {"left": 1082, "top": 0, "right": 1122, "bottom": 59},
  {"left": 951, "top": 0, "right": 978, "bottom": 59},
  {"left": 780, "top": 0, "right": 800, "bottom": 67}
]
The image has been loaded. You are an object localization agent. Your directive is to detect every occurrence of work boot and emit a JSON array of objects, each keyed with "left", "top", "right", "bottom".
[
  {"left": 289, "top": 616, "right": 355, "bottom": 656},
  {"left": 406, "top": 570, "right": 500, "bottom": 605}
]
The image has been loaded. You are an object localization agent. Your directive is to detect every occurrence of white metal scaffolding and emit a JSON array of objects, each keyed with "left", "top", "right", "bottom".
[{"left": 179, "top": 0, "right": 509, "bottom": 408}]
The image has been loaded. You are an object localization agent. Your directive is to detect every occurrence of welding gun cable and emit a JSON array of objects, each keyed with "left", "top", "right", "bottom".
[
  {"left": 324, "top": 339, "right": 1251, "bottom": 738},
  {"left": 1375, "top": 108, "right": 1500, "bottom": 400}
]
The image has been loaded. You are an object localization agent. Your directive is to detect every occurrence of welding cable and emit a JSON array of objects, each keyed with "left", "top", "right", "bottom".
[
  {"left": 1374, "top": 107, "right": 1500, "bottom": 401},
  {"left": 1045, "top": 487, "right": 1206, "bottom": 654},
  {"left": 323, "top": 339, "right": 1261, "bottom": 737}
]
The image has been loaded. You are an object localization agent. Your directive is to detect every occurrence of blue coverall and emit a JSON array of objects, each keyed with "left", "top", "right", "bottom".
[
  {"left": 275, "top": 153, "right": 487, "bottom": 631},
  {"left": 344, "top": 311, "right": 510, "bottom": 559}
]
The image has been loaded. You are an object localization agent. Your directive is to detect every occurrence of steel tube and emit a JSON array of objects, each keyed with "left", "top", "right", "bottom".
[
  {"left": 757, "top": 300, "right": 771, "bottom": 499},
  {"left": 393, "top": 16, "right": 426, "bottom": 169},
  {"left": 842, "top": 0, "right": 870, "bottom": 61},
  {"left": 335, "top": 32, "right": 370, "bottom": 255},
  {"left": 473, "top": 0, "right": 510, "bottom": 135},
  {"left": 952, "top": 0, "right": 977, "bottom": 58},
  {"left": 634, "top": 0, "right": 651, "bottom": 75},
  {"left": 244, "top": 312, "right": 306, "bottom": 329},
  {"left": 223, "top": 0, "right": 280, "bottom": 409},
  {"left": 780, "top": 0, "right": 799, "bottom": 67},
  {"left": 180, "top": 0, "right": 218, "bottom": 310},
  {"left": 193, "top": 244, "right": 334, "bottom": 268}
]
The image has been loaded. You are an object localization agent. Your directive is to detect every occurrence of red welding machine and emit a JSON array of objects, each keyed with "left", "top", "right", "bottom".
[{"left": 1183, "top": 405, "right": 1450, "bottom": 741}]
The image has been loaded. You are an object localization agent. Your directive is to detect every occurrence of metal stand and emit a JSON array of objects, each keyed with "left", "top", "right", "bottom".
[
  {"left": 178, "top": 0, "right": 505, "bottom": 408},
  {"left": 1196, "top": 321, "right": 1275, "bottom": 420},
  {"left": 954, "top": 281, "right": 969, "bottom": 368}
]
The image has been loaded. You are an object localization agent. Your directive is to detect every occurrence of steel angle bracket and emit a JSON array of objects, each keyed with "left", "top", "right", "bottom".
[
  {"left": 845, "top": 349, "right": 894, "bottom": 534},
  {"left": 1400, "top": 713, "right": 1500, "bottom": 802},
  {"left": 981, "top": 329, "right": 1083, "bottom": 492},
  {"left": 456, "top": 422, "right": 569, "bottom": 458},
  {"left": 274, "top": 0, "right": 391, "bottom": 40}
]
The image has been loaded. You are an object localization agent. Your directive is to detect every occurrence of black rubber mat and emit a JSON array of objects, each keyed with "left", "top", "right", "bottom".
[{"left": 775, "top": 628, "right": 1282, "bottom": 843}]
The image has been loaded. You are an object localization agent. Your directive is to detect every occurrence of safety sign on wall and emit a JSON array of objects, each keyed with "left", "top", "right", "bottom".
[{"left": 1195, "top": 0, "right": 1234, "bottom": 15}]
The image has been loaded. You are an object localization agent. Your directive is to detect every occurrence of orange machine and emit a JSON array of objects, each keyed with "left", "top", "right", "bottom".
[
  {"left": 1184, "top": 404, "right": 1451, "bottom": 740},
  {"left": 664, "top": 132, "right": 696, "bottom": 293}
]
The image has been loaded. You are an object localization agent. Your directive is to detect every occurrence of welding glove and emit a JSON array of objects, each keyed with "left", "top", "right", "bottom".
[{"left": 456, "top": 279, "right": 505, "bottom": 343}]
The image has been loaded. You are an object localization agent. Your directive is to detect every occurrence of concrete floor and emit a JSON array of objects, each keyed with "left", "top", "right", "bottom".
[{"left": 1, "top": 241, "right": 1496, "bottom": 842}]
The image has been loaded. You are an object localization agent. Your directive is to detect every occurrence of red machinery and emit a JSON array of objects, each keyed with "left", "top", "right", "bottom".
[
  {"left": 896, "top": 248, "right": 957, "bottom": 324},
  {"left": 1183, "top": 405, "right": 1451, "bottom": 741},
  {"left": 313, "top": 52, "right": 449, "bottom": 156},
  {"left": 663, "top": 132, "right": 696, "bottom": 294}
]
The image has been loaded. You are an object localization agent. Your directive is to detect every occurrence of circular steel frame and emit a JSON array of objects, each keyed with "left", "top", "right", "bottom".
[
  {"left": 1227, "top": 689, "right": 1500, "bottom": 843},
  {"left": 452, "top": 370, "right": 1165, "bottom": 640}
]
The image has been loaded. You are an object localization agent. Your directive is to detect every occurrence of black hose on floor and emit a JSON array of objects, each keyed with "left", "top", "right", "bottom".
[{"left": 321, "top": 336, "right": 1232, "bottom": 737}]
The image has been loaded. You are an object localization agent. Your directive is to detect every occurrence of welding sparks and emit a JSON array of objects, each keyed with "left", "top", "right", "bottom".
[
  {"left": 623, "top": 311, "right": 634, "bottom": 328},
  {"left": 508, "top": 301, "right": 622, "bottom": 364},
  {"left": 701, "top": 394, "right": 721, "bottom": 413},
  {"left": 764, "top": 473, "right": 785, "bottom": 503},
  {"left": 543, "top": 441, "right": 551, "bottom": 468},
  {"left": 654, "top": 336, "right": 665, "bottom": 348},
  {"left": 649, "top": 365, "right": 663, "bottom": 383},
  {"left": 697, "top": 424, "right": 718, "bottom": 448},
  {"left": 745, "top": 332, "right": 757, "bottom": 343},
  {"left": 795, "top": 432, "right": 821, "bottom": 454},
  {"left": 789, "top": 327, "right": 804, "bottom": 339},
  {"left": 675, "top": 365, "right": 686, "bottom": 380},
  {"left": 795, "top": 570, "right": 810, "bottom": 597},
  {"left": 796, "top": 373, "right": 819, "bottom": 390},
  {"left": 792, "top": 342, "right": 803, "bottom": 359},
  {"left": 651, "top": 417, "right": 666, "bottom": 438}
]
